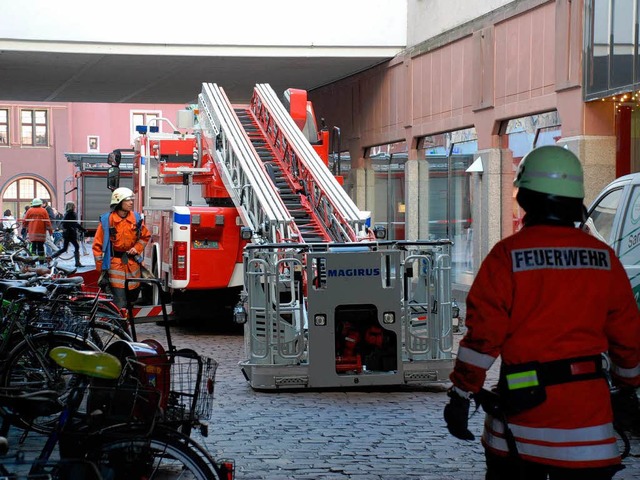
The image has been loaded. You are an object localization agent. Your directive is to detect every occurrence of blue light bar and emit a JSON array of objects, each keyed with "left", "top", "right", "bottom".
[
  {"left": 136, "top": 125, "right": 148, "bottom": 133},
  {"left": 150, "top": 126, "right": 159, "bottom": 133}
]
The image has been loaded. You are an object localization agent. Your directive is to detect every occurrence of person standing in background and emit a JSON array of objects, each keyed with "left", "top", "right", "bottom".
[
  {"left": 20, "top": 205, "right": 29, "bottom": 240},
  {"left": 92, "top": 187, "right": 150, "bottom": 308},
  {"left": 2, "top": 209, "right": 18, "bottom": 242},
  {"left": 23, "top": 198, "right": 53, "bottom": 258},
  {"left": 50, "top": 201, "right": 87, "bottom": 268}
]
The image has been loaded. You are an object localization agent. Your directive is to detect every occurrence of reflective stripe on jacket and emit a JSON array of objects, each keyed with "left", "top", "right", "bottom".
[
  {"left": 450, "top": 224, "right": 640, "bottom": 469},
  {"left": 482, "top": 415, "right": 619, "bottom": 467},
  {"left": 92, "top": 211, "right": 150, "bottom": 290}
]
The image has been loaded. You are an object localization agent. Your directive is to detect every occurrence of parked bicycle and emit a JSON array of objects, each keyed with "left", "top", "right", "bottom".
[
  {"left": 0, "top": 272, "right": 131, "bottom": 433},
  {"left": 0, "top": 346, "right": 235, "bottom": 479},
  {"left": 0, "top": 349, "right": 120, "bottom": 479}
]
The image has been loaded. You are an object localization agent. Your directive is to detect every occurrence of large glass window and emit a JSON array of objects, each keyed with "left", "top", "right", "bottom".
[
  {"left": 503, "top": 112, "right": 562, "bottom": 233},
  {"left": 0, "top": 109, "right": 8, "bottom": 145},
  {"left": 585, "top": 0, "right": 640, "bottom": 99},
  {"left": 20, "top": 109, "right": 48, "bottom": 146},
  {"left": 587, "top": 0, "right": 611, "bottom": 94},
  {"left": 422, "top": 128, "right": 477, "bottom": 286},
  {"left": 612, "top": 0, "right": 635, "bottom": 88},
  {"left": 368, "top": 142, "right": 407, "bottom": 240},
  {"left": 2, "top": 178, "right": 52, "bottom": 223}
]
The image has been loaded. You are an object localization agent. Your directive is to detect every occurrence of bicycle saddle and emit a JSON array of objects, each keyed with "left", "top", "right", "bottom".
[
  {"left": 2, "top": 285, "right": 49, "bottom": 300},
  {"left": 45, "top": 276, "right": 84, "bottom": 286},
  {"left": 0, "top": 279, "right": 29, "bottom": 293},
  {"left": 50, "top": 347, "right": 122, "bottom": 380}
]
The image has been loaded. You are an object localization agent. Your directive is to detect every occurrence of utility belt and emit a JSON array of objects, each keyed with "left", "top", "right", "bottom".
[
  {"left": 498, "top": 354, "right": 605, "bottom": 414},
  {"left": 112, "top": 250, "right": 128, "bottom": 259}
]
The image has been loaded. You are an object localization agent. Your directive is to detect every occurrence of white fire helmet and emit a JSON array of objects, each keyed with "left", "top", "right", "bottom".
[{"left": 110, "top": 187, "right": 134, "bottom": 208}]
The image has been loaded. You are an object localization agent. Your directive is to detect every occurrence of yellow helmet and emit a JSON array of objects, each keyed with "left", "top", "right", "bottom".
[{"left": 110, "top": 187, "right": 134, "bottom": 208}]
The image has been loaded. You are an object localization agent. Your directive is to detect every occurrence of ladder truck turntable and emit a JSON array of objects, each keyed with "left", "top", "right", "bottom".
[{"left": 109, "top": 82, "right": 457, "bottom": 390}]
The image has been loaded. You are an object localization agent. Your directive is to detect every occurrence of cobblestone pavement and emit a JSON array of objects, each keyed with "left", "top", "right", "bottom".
[
  {"left": 5, "top": 242, "right": 640, "bottom": 479},
  {"left": 128, "top": 323, "right": 640, "bottom": 480}
]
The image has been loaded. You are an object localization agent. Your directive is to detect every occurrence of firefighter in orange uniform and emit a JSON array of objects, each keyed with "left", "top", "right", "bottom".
[
  {"left": 92, "top": 187, "right": 151, "bottom": 308},
  {"left": 444, "top": 146, "right": 640, "bottom": 480},
  {"left": 23, "top": 198, "right": 53, "bottom": 258}
]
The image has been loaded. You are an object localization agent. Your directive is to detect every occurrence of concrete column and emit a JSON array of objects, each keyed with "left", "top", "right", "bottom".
[
  {"left": 557, "top": 135, "right": 616, "bottom": 206},
  {"left": 404, "top": 141, "right": 426, "bottom": 241},
  {"left": 405, "top": 158, "right": 420, "bottom": 240},
  {"left": 473, "top": 148, "right": 511, "bottom": 268}
]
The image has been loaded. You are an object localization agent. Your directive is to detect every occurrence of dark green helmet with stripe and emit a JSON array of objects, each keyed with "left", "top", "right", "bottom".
[{"left": 513, "top": 145, "right": 584, "bottom": 199}]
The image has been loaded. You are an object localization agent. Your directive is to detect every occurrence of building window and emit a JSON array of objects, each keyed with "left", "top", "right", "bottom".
[
  {"left": 21, "top": 109, "right": 48, "bottom": 146},
  {"left": 422, "top": 129, "right": 477, "bottom": 286},
  {"left": 0, "top": 109, "right": 8, "bottom": 145},
  {"left": 131, "top": 111, "right": 161, "bottom": 145},
  {"left": 2, "top": 177, "right": 52, "bottom": 223},
  {"left": 585, "top": 0, "right": 640, "bottom": 99},
  {"left": 368, "top": 141, "right": 408, "bottom": 241}
]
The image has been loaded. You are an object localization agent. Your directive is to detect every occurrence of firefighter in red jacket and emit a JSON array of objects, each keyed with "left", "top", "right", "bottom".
[
  {"left": 444, "top": 145, "right": 640, "bottom": 479},
  {"left": 92, "top": 187, "right": 150, "bottom": 308}
]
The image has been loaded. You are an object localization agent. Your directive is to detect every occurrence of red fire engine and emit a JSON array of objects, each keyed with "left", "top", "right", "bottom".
[{"left": 106, "top": 84, "right": 350, "bottom": 321}]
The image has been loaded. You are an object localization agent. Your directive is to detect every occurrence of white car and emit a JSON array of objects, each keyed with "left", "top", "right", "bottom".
[{"left": 586, "top": 173, "right": 640, "bottom": 304}]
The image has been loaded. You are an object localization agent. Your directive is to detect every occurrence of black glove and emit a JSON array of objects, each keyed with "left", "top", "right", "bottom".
[
  {"left": 611, "top": 386, "right": 640, "bottom": 431},
  {"left": 444, "top": 388, "right": 475, "bottom": 440}
]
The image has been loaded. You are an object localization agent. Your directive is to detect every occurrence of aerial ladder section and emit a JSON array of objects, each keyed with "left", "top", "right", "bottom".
[
  {"left": 199, "top": 82, "right": 371, "bottom": 244},
  {"left": 250, "top": 84, "right": 370, "bottom": 243},
  {"left": 198, "top": 83, "right": 298, "bottom": 243}
]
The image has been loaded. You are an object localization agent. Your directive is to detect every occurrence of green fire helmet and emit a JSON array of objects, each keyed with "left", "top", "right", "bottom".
[{"left": 513, "top": 145, "right": 584, "bottom": 199}]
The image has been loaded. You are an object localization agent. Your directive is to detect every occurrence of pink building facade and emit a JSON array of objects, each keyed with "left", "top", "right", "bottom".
[
  {"left": 0, "top": 102, "right": 185, "bottom": 224},
  {"left": 310, "top": 0, "right": 618, "bottom": 295}
]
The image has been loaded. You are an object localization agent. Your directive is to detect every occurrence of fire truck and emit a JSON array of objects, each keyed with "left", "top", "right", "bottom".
[
  {"left": 109, "top": 82, "right": 456, "bottom": 389},
  {"left": 64, "top": 152, "right": 134, "bottom": 235}
]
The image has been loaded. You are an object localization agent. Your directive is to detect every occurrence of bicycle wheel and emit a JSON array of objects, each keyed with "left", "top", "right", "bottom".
[
  {"left": 85, "top": 428, "right": 224, "bottom": 479},
  {"left": 0, "top": 331, "right": 99, "bottom": 433},
  {"left": 71, "top": 320, "right": 132, "bottom": 350}
]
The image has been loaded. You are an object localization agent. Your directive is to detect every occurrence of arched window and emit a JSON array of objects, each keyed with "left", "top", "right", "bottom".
[{"left": 2, "top": 177, "right": 52, "bottom": 220}]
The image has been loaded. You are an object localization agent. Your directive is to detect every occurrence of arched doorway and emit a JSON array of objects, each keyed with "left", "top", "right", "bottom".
[{"left": 2, "top": 177, "right": 52, "bottom": 221}]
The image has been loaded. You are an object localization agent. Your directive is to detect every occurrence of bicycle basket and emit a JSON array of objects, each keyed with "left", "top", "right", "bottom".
[
  {"left": 87, "top": 340, "right": 217, "bottom": 428},
  {"left": 164, "top": 348, "right": 218, "bottom": 423},
  {"left": 87, "top": 340, "right": 166, "bottom": 425}
]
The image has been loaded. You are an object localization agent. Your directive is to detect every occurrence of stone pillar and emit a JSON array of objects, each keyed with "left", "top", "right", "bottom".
[
  {"left": 405, "top": 142, "right": 425, "bottom": 241},
  {"left": 347, "top": 141, "right": 372, "bottom": 214},
  {"left": 472, "top": 148, "right": 511, "bottom": 270},
  {"left": 557, "top": 135, "right": 616, "bottom": 206},
  {"left": 405, "top": 158, "right": 420, "bottom": 240}
]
